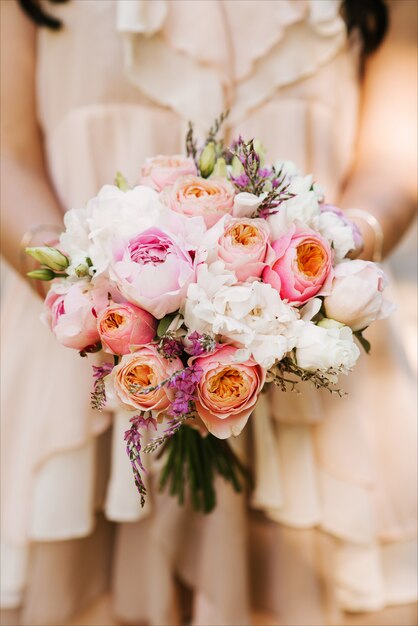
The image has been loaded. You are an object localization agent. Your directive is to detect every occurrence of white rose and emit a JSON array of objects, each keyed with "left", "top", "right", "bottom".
[
  {"left": 324, "top": 260, "right": 395, "bottom": 331},
  {"left": 295, "top": 320, "right": 360, "bottom": 373}
]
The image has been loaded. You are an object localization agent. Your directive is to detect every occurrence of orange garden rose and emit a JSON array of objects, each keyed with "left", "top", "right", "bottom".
[
  {"left": 166, "top": 175, "right": 235, "bottom": 227},
  {"left": 192, "top": 345, "right": 266, "bottom": 439},
  {"left": 107, "top": 346, "right": 182, "bottom": 414},
  {"left": 97, "top": 303, "right": 157, "bottom": 355}
]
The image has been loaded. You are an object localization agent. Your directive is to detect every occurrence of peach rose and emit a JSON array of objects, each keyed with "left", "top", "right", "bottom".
[
  {"left": 166, "top": 175, "right": 235, "bottom": 227},
  {"left": 140, "top": 155, "right": 197, "bottom": 191},
  {"left": 97, "top": 303, "right": 157, "bottom": 355},
  {"left": 217, "top": 218, "right": 274, "bottom": 281},
  {"left": 262, "top": 226, "right": 333, "bottom": 305},
  {"left": 107, "top": 345, "right": 182, "bottom": 414},
  {"left": 192, "top": 345, "right": 266, "bottom": 439}
]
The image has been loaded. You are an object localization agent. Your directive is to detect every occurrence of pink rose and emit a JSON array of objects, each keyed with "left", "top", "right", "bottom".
[
  {"left": 165, "top": 175, "right": 235, "bottom": 227},
  {"left": 192, "top": 345, "right": 265, "bottom": 439},
  {"left": 107, "top": 345, "right": 182, "bottom": 414},
  {"left": 262, "top": 226, "right": 333, "bottom": 305},
  {"left": 324, "top": 260, "right": 394, "bottom": 331},
  {"left": 217, "top": 218, "right": 274, "bottom": 281},
  {"left": 97, "top": 303, "right": 157, "bottom": 355},
  {"left": 140, "top": 155, "right": 197, "bottom": 191},
  {"left": 109, "top": 227, "right": 195, "bottom": 319},
  {"left": 44, "top": 280, "right": 100, "bottom": 350}
]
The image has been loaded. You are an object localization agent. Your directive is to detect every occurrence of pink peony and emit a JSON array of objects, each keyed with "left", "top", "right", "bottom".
[
  {"left": 107, "top": 345, "right": 182, "bottom": 414},
  {"left": 165, "top": 175, "right": 235, "bottom": 227},
  {"left": 262, "top": 226, "right": 333, "bottom": 305},
  {"left": 44, "top": 280, "right": 100, "bottom": 350},
  {"left": 97, "top": 302, "right": 157, "bottom": 355},
  {"left": 140, "top": 155, "right": 197, "bottom": 191},
  {"left": 109, "top": 227, "right": 195, "bottom": 319},
  {"left": 191, "top": 345, "right": 266, "bottom": 439},
  {"left": 217, "top": 218, "right": 274, "bottom": 281}
]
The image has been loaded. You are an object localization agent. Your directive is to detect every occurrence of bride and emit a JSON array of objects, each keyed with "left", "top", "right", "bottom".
[{"left": 1, "top": 1, "right": 416, "bottom": 625}]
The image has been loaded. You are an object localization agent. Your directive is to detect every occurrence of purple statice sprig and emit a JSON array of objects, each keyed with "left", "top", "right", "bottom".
[
  {"left": 90, "top": 362, "right": 114, "bottom": 410},
  {"left": 143, "top": 364, "right": 203, "bottom": 454},
  {"left": 256, "top": 164, "right": 296, "bottom": 219},
  {"left": 157, "top": 332, "right": 184, "bottom": 361},
  {"left": 124, "top": 414, "right": 157, "bottom": 505},
  {"left": 229, "top": 136, "right": 265, "bottom": 196},
  {"left": 187, "top": 331, "right": 217, "bottom": 356}
]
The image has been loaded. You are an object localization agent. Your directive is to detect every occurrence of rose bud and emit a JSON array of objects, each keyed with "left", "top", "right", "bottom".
[
  {"left": 199, "top": 142, "right": 216, "bottom": 178},
  {"left": 140, "top": 155, "right": 197, "bottom": 191}
]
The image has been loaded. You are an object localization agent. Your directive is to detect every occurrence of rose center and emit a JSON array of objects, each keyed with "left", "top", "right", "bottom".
[
  {"left": 228, "top": 224, "right": 262, "bottom": 247},
  {"left": 186, "top": 184, "right": 217, "bottom": 198},
  {"left": 296, "top": 242, "right": 326, "bottom": 277},
  {"left": 126, "top": 364, "right": 157, "bottom": 392},
  {"left": 105, "top": 311, "right": 125, "bottom": 330},
  {"left": 207, "top": 367, "right": 249, "bottom": 401}
]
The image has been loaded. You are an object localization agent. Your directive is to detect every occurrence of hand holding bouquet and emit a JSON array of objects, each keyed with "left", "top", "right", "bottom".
[{"left": 26, "top": 114, "right": 393, "bottom": 512}]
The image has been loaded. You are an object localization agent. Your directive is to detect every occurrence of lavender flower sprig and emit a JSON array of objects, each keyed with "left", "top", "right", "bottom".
[
  {"left": 124, "top": 414, "right": 157, "bottom": 505},
  {"left": 90, "top": 362, "right": 113, "bottom": 410}
]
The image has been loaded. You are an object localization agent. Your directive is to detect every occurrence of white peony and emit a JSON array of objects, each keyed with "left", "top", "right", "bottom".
[
  {"left": 85, "top": 185, "right": 165, "bottom": 274},
  {"left": 183, "top": 266, "right": 299, "bottom": 368},
  {"left": 295, "top": 319, "right": 360, "bottom": 373}
]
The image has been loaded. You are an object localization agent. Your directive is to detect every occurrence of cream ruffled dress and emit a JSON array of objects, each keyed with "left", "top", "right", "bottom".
[{"left": 1, "top": 1, "right": 417, "bottom": 625}]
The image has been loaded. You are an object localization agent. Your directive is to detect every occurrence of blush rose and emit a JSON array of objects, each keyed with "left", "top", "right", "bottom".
[{"left": 97, "top": 303, "right": 157, "bottom": 355}]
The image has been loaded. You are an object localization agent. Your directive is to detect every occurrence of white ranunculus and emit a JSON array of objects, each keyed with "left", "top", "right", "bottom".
[
  {"left": 295, "top": 320, "right": 360, "bottom": 373},
  {"left": 183, "top": 269, "right": 299, "bottom": 368},
  {"left": 85, "top": 184, "right": 165, "bottom": 274},
  {"left": 313, "top": 210, "right": 355, "bottom": 261},
  {"left": 267, "top": 191, "right": 320, "bottom": 239},
  {"left": 324, "top": 260, "right": 395, "bottom": 331}
]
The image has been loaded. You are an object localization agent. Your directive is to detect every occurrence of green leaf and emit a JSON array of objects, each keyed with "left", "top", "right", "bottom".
[
  {"left": 355, "top": 330, "right": 371, "bottom": 354},
  {"left": 157, "top": 314, "right": 176, "bottom": 338}
]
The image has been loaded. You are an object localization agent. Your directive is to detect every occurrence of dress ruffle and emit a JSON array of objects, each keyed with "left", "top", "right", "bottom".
[{"left": 116, "top": 0, "right": 347, "bottom": 128}]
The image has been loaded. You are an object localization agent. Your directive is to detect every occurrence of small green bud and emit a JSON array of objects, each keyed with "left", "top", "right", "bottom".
[
  {"left": 26, "top": 246, "right": 69, "bottom": 271},
  {"left": 253, "top": 139, "right": 266, "bottom": 166},
  {"left": 26, "top": 268, "right": 56, "bottom": 281},
  {"left": 114, "top": 171, "right": 129, "bottom": 191},
  {"left": 75, "top": 263, "right": 90, "bottom": 278},
  {"left": 231, "top": 155, "right": 244, "bottom": 177},
  {"left": 211, "top": 157, "right": 227, "bottom": 178},
  {"left": 317, "top": 318, "right": 345, "bottom": 330},
  {"left": 199, "top": 142, "right": 216, "bottom": 178}
]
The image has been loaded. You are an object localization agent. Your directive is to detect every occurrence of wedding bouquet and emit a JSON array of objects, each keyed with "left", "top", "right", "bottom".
[{"left": 26, "top": 114, "right": 393, "bottom": 512}]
